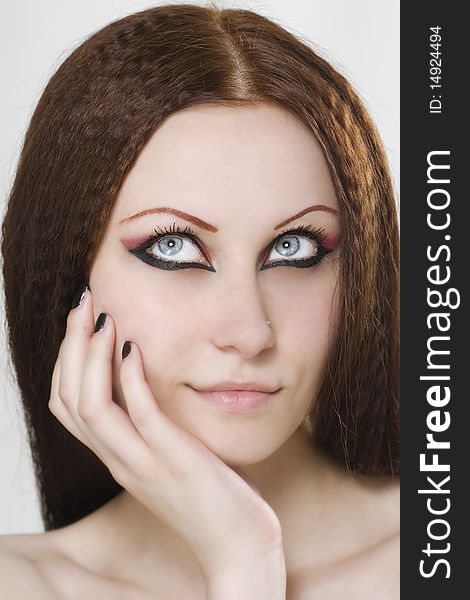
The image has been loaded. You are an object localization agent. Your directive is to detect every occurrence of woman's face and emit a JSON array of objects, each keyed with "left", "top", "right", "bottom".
[{"left": 89, "top": 103, "right": 342, "bottom": 466}]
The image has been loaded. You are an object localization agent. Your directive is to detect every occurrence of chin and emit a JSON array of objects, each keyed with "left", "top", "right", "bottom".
[
  {"left": 188, "top": 427, "right": 284, "bottom": 467},
  {"left": 220, "top": 447, "right": 275, "bottom": 467}
]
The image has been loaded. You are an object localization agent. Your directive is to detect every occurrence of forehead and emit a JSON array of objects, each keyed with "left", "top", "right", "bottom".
[{"left": 111, "top": 103, "right": 338, "bottom": 225}]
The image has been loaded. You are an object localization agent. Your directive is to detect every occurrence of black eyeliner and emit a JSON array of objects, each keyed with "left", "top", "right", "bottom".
[
  {"left": 127, "top": 223, "right": 332, "bottom": 271},
  {"left": 260, "top": 225, "right": 332, "bottom": 270},
  {"left": 260, "top": 251, "right": 330, "bottom": 271},
  {"left": 128, "top": 223, "right": 215, "bottom": 271},
  {"left": 129, "top": 250, "right": 215, "bottom": 271}
]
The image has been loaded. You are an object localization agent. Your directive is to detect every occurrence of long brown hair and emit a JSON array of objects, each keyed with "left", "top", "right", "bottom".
[{"left": 1, "top": 2, "right": 399, "bottom": 531}]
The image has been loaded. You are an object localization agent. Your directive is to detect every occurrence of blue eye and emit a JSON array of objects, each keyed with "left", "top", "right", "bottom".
[
  {"left": 127, "top": 222, "right": 332, "bottom": 271},
  {"left": 128, "top": 223, "right": 214, "bottom": 271},
  {"left": 151, "top": 233, "right": 202, "bottom": 262},
  {"left": 260, "top": 226, "right": 331, "bottom": 271}
]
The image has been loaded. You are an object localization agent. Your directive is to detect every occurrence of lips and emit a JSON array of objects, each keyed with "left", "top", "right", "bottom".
[
  {"left": 188, "top": 381, "right": 280, "bottom": 413},
  {"left": 195, "top": 389, "right": 277, "bottom": 413},
  {"left": 192, "top": 381, "right": 280, "bottom": 393}
]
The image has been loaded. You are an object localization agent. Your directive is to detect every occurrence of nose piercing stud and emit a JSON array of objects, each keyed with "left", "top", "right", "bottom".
[{"left": 266, "top": 320, "right": 271, "bottom": 327}]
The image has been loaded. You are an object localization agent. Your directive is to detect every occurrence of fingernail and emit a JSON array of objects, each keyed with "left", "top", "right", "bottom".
[
  {"left": 94, "top": 312, "right": 107, "bottom": 333},
  {"left": 71, "top": 283, "right": 88, "bottom": 309},
  {"left": 122, "top": 341, "right": 132, "bottom": 360}
]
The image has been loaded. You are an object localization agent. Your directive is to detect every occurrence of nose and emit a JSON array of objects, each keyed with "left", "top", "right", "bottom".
[{"left": 209, "top": 270, "right": 275, "bottom": 358}]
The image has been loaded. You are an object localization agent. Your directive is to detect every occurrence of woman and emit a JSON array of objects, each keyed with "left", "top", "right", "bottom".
[{"left": 0, "top": 3, "right": 399, "bottom": 598}]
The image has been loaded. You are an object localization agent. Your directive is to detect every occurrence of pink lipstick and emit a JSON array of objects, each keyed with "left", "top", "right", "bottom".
[{"left": 190, "top": 382, "right": 280, "bottom": 413}]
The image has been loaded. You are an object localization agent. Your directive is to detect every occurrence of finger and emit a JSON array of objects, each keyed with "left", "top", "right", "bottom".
[
  {"left": 58, "top": 285, "right": 95, "bottom": 438},
  {"left": 119, "top": 341, "right": 184, "bottom": 449},
  {"left": 58, "top": 287, "right": 133, "bottom": 466},
  {"left": 48, "top": 342, "right": 91, "bottom": 446},
  {"left": 119, "top": 341, "right": 210, "bottom": 469},
  {"left": 78, "top": 312, "right": 150, "bottom": 468}
]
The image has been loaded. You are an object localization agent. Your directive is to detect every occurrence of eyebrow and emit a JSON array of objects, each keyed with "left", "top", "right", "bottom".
[{"left": 118, "top": 204, "right": 340, "bottom": 232}]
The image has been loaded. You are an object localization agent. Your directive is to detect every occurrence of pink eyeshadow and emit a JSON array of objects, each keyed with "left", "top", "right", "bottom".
[
  {"left": 120, "top": 235, "right": 150, "bottom": 249},
  {"left": 323, "top": 232, "right": 342, "bottom": 251}
]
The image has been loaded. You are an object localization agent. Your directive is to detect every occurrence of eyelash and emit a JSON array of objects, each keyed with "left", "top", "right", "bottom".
[{"left": 127, "top": 221, "right": 333, "bottom": 272}]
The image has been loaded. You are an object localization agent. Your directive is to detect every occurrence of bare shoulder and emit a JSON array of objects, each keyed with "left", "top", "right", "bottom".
[
  {"left": 0, "top": 530, "right": 156, "bottom": 599},
  {"left": 287, "top": 470, "right": 400, "bottom": 600},
  {"left": 0, "top": 532, "right": 61, "bottom": 599},
  {"left": 289, "top": 531, "right": 399, "bottom": 600},
  {"left": 332, "top": 531, "right": 400, "bottom": 600}
]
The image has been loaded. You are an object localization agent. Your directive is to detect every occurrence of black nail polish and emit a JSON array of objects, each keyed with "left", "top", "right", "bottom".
[
  {"left": 122, "top": 341, "right": 132, "bottom": 360},
  {"left": 71, "top": 283, "right": 88, "bottom": 309},
  {"left": 94, "top": 313, "right": 107, "bottom": 333}
]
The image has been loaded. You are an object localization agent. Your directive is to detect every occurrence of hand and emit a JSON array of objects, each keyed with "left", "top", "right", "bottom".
[{"left": 48, "top": 285, "right": 285, "bottom": 579}]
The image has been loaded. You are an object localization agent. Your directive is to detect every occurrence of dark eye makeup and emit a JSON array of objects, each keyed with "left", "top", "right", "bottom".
[{"left": 126, "top": 222, "right": 334, "bottom": 272}]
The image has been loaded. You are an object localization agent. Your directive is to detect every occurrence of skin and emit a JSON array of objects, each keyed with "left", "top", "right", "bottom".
[
  {"left": 1, "top": 103, "right": 399, "bottom": 599},
  {"left": 91, "top": 102, "right": 342, "bottom": 467}
]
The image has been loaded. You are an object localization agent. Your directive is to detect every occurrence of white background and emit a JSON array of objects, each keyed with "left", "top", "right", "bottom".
[{"left": 0, "top": 0, "right": 399, "bottom": 534}]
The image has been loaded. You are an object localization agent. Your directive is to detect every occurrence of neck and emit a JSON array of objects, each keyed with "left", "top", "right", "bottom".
[
  {"left": 106, "top": 424, "right": 347, "bottom": 564},
  {"left": 239, "top": 422, "right": 332, "bottom": 507},
  {"left": 67, "top": 423, "right": 397, "bottom": 589}
]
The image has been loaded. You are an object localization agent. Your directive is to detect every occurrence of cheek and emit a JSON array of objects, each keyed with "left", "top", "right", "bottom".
[
  {"left": 90, "top": 273, "right": 194, "bottom": 394},
  {"left": 91, "top": 257, "right": 200, "bottom": 347},
  {"left": 269, "top": 265, "right": 340, "bottom": 342},
  {"left": 269, "top": 267, "right": 340, "bottom": 389},
  {"left": 113, "top": 291, "right": 192, "bottom": 356}
]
